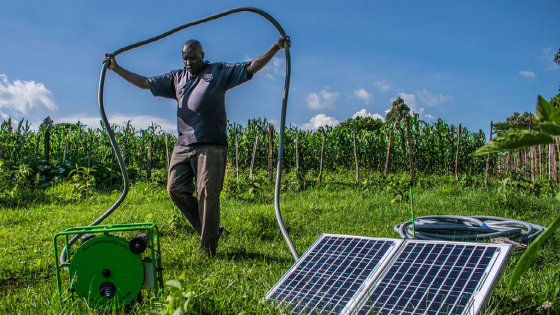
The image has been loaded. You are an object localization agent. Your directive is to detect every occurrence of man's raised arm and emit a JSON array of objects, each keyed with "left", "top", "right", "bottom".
[
  {"left": 246, "top": 37, "right": 291, "bottom": 75},
  {"left": 104, "top": 54, "right": 150, "bottom": 90}
]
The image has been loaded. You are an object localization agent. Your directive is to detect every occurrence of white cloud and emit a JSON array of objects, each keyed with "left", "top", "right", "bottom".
[
  {"left": 353, "top": 88, "right": 373, "bottom": 104},
  {"left": 519, "top": 70, "right": 537, "bottom": 79},
  {"left": 374, "top": 80, "right": 390, "bottom": 91},
  {"left": 300, "top": 114, "right": 339, "bottom": 130},
  {"left": 305, "top": 86, "right": 338, "bottom": 110},
  {"left": 417, "top": 88, "right": 453, "bottom": 106},
  {"left": 0, "top": 110, "right": 8, "bottom": 121},
  {"left": 57, "top": 114, "right": 177, "bottom": 134},
  {"left": 0, "top": 74, "right": 58, "bottom": 115},
  {"left": 352, "top": 109, "right": 384, "bottom": 121}
]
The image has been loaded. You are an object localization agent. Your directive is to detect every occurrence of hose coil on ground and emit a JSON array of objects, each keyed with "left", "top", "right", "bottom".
[{"left": 394, "top": 215, "right": 545, "bottom": 243}]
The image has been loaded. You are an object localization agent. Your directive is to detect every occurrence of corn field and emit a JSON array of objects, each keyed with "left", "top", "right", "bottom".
[
  {"left": 1, "top": 115, "right": 491, "bottom": 177},
  {"left": 227, "top": 116, "right": 489, "bottom": 175}
]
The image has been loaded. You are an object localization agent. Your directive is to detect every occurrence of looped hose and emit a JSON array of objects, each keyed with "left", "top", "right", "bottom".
[
  {"left": 394, "top": 215, "right": 545, "bottom": 243},
  {"left": 61, "top": 7, "right": 299, "bottom": 264}
]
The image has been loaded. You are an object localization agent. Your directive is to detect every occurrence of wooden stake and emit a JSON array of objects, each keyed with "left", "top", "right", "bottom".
[
  {"left": 353, "top": 125, "right": 359, "bottom": 183},
  {"left": 34, "top": 135, "right": 40, "bottom": 164},
  {"left": 165, "top": 134, "right": 170, "bottom": 171},
  {"left": 249, "top": 134, "right": 258, "bottom": 180},
  {"left": 295, "top": 130, "right": 299, "bottom": 169},
  {"left": 268, "top": 124, "right": 274, "bottom": 185},
  {"left": 517, "top": 149, "right": 523, "bottom": 172},
  {"left": 235, "top": 128, "right": 239, "bottom": 181},
  {"left": 318, "top": 132, "right": 326, "bottom": 184},
  {"left": 383, "top": 128, "right": 393, "bottom": 187},
  {"left": 62, "top": 135, "right": 68, "bottom": 164},
  {"left": 138, "top": 130, "right": 144, "bottom": 173},
  {"left": 549, "top": 144, "right": 552, "bottom": 180},
  {"left": 88, "top": 136, "right": 93, "bottom": 168},
  {"left": 554, "top": 138, "right": 558, "bottom": 184},
  {"left": 44, "top": 129, "right": 50, "bottom": 163},
  {"left": 530, "top": 115, "right": 535, "bottom": 186},
  {"left": 110, "top": 150, "right": 115, "bottom": 187},
  {"left": 455, "top": 124, "right": 462, "bottom": 182},
  {"left": 484, "top": 121, "right": 492, "bottom": 186},
  {"left": 539, "top": 145, "right": 542, "bottom": 180},
  {"left": 147, "top": 141, "right": 153, "bottom": 180}
]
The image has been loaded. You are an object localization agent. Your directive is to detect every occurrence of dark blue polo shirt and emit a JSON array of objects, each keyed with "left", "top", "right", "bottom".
[{"left": 148, "top": 61, "right": 253, "bottom": 146}]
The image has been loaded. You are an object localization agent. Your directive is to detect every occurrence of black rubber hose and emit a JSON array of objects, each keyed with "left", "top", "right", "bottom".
[
  {"left": 60, "top": 7, "right": 299, "bottom": 263},
  {"left": 394, "top": 215, "right": 545, "bottom": 243}
]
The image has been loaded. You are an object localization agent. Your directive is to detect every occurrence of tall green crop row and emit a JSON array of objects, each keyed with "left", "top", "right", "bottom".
[
  {"left": 0, "top": 118, "right": 175, "bottom": 173},
  {"left": 1, "top": 116, "right": 490, "bottom": 176},
  {"left": 226, "top": 116, "right": 490, "bottom": 175}
]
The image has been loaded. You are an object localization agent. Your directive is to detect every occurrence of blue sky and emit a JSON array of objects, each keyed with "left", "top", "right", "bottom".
[{"left": 1, "top": 1, "right": 558, "bottom": 137}]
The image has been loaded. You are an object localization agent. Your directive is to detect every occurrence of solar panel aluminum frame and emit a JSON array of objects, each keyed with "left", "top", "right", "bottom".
[
  {"left": 347, "top": 240, "right": 512, "bottom": 315},
  {"left": 265, "top": 234, "right": 403, "bottom": 314}
]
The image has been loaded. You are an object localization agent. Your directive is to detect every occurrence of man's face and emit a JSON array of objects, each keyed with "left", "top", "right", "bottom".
[{"left": 182, "top": 45, "right": 205, "bottom": 75}]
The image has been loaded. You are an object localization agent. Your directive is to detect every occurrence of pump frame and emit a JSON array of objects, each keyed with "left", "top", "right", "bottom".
[{"left": 53, "top": 222, "right": 163, "bottom": 305}]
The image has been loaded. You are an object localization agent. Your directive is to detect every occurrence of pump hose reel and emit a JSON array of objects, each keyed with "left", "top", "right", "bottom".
[{"left": 53, "top": 7, "right": 298, "bottom": 307}]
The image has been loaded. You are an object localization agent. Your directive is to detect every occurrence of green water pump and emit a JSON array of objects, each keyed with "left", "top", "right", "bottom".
[{"left": 53, "top": 223, "right": 163, "bottom": 307}]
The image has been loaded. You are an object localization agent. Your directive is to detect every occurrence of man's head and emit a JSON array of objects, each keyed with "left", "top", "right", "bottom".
[{"left": 182, "top": 40, "right": 205, "bottom": 75}]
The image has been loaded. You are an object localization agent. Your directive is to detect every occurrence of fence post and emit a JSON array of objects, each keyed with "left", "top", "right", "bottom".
[
  {"left": 44, "top": 128, "right": 50, "bottom": 163},
  {"left": 484, "top": 121, "right": 492, "bottom": 186},
  {"left": 165, "top": 134, "right": 170, "bottom": 171},
  {"left": 147, "top": 141, "right": 153, "bottom": 180},
  {"left": 249, "top": 134, "right": 258, "bottom": 180},
  {"left": 62, "top": 133, "right": 68, "bottom": 164},
  {"left": 88, "top": 136, "right": 93, "bottom": 168},
  {"left": 549, "top": 144, "right": 552, "bottom": 180},
  {"left": 234, "top": 124, "right": 239, "bottom": 181},
  {"left": 268, "top": 124, "right": 274, "bottom": 185},
  {"left": 530, "top": 115, "right": 535, "bottom": 187},
  {"left": 34, "top": 135, "right": 40, "bottom": 164},
  {"left": 383, "top": 128, "right": 393, "bottom": 187},
  {"left": 139, "top": 133, "right": 145, "bottom": 172},
  {"left": 555, "top": 138, "right": 558, "bottom": 184},
  {"left": 353, "top": 125, "right": 359, "bottom": 183},
  {"left": 318, "top": 132, "right": 326, "bottom": 184},
  {"left": 110, "top": 150, "right": 115, "bottom": 187},
  {"left": 295, "top": 129, "right": 299, "bottom": 169},
  {"left": 455, "top": 124, "right": 461, "bottom": 182}
]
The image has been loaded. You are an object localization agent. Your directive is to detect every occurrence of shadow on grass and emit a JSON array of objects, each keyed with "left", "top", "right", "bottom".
[{"left": 219, "top": 248, "right": 294, "bottom": 265}]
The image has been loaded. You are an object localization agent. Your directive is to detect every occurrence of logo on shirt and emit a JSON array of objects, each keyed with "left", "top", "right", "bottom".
[{"left": 203, "top": 74, "right": 213, "bottom": 82}]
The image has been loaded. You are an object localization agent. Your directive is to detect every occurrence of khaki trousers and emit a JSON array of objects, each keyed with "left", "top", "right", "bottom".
[{"left": 167, "top": 143, "right": 227, "bottom": 256}]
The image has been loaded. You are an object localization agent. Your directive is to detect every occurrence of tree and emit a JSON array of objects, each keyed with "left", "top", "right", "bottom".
[
  {"left": 384, "top": 97, "right": 410, "bottom": 125},
  {"left": 493, "top": 111, "right": 536, "bottom": 133},
  {"left": 552, "top": 47, "right": 560, "bottom": 108},
  {"left": 39, "top": 116, "right": 54, "bottom": 132},
  {"left": 336, "top": 116, "right": 383, "bottom": 133}
]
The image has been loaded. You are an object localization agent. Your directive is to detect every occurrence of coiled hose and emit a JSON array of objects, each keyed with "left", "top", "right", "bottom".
[
  {"left": 394, "top": 215, "right": 545, "bottom": 243},
  {"left": 60, "top": 7, "right": 299, "bottom": 264}
]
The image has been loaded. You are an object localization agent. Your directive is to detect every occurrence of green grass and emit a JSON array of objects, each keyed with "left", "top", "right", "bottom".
[{"left": 1, "top": 169, "right": 559, "bottom": 314}]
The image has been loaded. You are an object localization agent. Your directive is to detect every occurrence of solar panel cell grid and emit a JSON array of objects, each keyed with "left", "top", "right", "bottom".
[
  {"left": 356, "top": 242, "right": 499, "bottom": 315},
  {"left": 266, "top": 235, "right": 399, "bottom": 315}
]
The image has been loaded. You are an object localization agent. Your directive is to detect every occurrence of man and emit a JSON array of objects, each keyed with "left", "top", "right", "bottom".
[{"left": 104, "top": 37, "right": 290, "bottom": 256}]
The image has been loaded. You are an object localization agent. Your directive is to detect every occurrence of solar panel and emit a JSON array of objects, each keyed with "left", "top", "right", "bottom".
[
  {"left": 265, "top": 234, "right": 403, "bottom": 314},
  {"left": 266, "top": 236, "right": 511, "bottom": 315},
  {"left": 351, "top": 240, "right": 511, "bottom": 315}
]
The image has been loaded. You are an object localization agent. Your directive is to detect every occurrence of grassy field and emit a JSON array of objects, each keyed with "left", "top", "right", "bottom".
[{"left": 1, "top": 169, "right": 560, "bottom": 314}]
